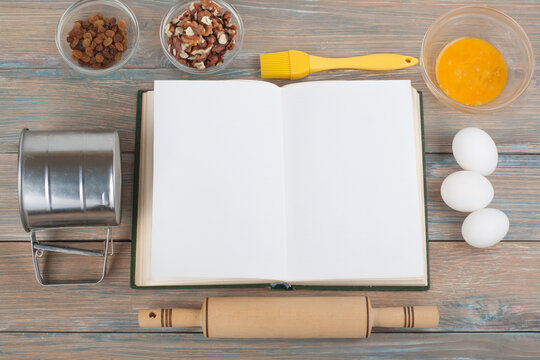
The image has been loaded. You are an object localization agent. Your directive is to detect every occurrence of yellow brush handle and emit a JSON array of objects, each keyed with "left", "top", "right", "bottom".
[{"left": 309, "top": 54, "right": 418, "bottom": 73}]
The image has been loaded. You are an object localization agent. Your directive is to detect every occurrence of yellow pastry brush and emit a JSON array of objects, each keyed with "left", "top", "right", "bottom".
[{"left": 260, "top": 50, "right": 418, "bottom": 80}]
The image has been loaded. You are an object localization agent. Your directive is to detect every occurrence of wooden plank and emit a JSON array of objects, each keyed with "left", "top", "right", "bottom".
[
  {"left": 0, "top": 1, "right": 538, "bottom": 356},
  {"left": 0, "top": 66, "right": 538, "bottom": 154},
  {"left": 0, "top": 333, "right": 539, "bottom": 360},
  {"left": 1, "top": 153, "right": 538, "bottom": 241},
  {"left": 425, "top": 154, "right": 540, "bottom": 241},
  {"left": 0, "top": 241, "right": 538, "bottom": 332},
  {"left": 0, "top": 0, "right": 538, "bottom": 70},
  {"left": 0, "top": 0, "right": 539, "bottom": 154}
]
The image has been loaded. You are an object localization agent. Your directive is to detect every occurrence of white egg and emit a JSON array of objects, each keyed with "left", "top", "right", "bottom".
[
  {"left": 452, "top": 127, "right": 498, "bottom": 176},
  {"left": 440, "top": 171, "right": 494, "bottom": 212},
  {"left": 462, "top": 208, "right": 509, "bottom": 248}
]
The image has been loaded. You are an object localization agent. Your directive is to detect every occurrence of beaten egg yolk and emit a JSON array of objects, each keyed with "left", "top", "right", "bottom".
[{"left": 436, "top": 38, "right": 507, "bottom": 106}]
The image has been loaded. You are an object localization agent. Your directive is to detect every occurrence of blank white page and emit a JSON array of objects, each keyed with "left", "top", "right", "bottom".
[
  {"left": 152, "top": 80, "right": 287, "bottom": 281},
  {"left": 282, "top": 80, "right": 425, "bottom": 281}
]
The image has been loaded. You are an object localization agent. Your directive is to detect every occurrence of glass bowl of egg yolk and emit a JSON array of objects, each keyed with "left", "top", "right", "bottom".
[{"left": 420, "top": 6, "right": 534, "bottom": 113}]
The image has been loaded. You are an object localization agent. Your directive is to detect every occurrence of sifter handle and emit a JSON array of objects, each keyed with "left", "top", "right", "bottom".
[
  {"left": 30, "top": 228, "right": 113, "bottom": 286},
  {"left": 372, "top": 306, "right": 439, "bottom": 329}
]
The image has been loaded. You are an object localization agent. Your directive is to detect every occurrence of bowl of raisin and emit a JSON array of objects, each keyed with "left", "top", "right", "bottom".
[{"left": 56, "top": 0, "right": 139, "bottom": 75}]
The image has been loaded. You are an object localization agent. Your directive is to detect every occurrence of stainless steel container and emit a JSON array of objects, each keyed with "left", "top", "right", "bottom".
[{"left": 18, "top": 129, "right": 122, "bottom": 286}]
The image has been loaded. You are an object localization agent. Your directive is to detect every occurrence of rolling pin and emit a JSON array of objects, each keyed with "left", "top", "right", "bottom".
[{"left": 139, "top": 297, "right": 439, "bottom": 338}]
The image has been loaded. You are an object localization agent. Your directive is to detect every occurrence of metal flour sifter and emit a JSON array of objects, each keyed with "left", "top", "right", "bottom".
[{"left": 17, "top": 129, "right": 122, "bottom": 286}]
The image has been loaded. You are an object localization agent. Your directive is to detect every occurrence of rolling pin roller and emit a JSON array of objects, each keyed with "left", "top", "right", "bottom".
[{"left": 139, "top": 297, "right": 439, "bottom": 338}]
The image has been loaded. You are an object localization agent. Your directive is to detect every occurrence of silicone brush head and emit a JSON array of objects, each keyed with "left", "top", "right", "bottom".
[{"left": 260, "top": 50, "right": 310, "bottom": 80}]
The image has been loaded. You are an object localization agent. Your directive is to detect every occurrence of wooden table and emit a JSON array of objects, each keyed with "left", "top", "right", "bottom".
[{"left": 1, "top": 0, "right": 539, "bottom": 358}]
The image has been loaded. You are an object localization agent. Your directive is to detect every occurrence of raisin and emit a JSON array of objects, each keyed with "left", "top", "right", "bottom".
[
  {"left": 68, "top": 28, "right": 83, "bottom": 38},
  {"left": 66, "top": 13, "right": 129, "bottom": 70},
  {"left": 88, "top": 15, "right": 98, "bottom": 24},
  {"left": 117, "top": 19, "right": 127, "bottom": 31},
  {"left": 70, "top": 38, "right": 79, "bottom": 49},
  {"left": 95, "top": 53, "right": 104, "bottom": 63}
]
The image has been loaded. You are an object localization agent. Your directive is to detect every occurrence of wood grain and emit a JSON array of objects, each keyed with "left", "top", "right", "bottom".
[
  {"left": 0, "top": 0, "right": 538, "bottom": 153},
  {"left": 0, "top": 242, "right": 538, "bottom": 332},
  {"left": 1, "top": 0, "right": 539, "bottom": 357},
  {"left": 1, "top": 153, "right": 538, "bottom": 241},
  {"left": 425, "top": 154, "right": 540, "bottom": 241},
  {"left": 0, "top": 67, "right": 538, "bottom": 154},
  {"left": 0, "top": 0, "right": 538, "bottom": 70},
  {"left": 1, "top": 332, "right": 539, "bottom": 359}
]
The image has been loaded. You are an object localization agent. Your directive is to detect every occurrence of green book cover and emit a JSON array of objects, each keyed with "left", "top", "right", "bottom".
[{"left": 130, "top": 88, "right": 429, "bottom": 291}]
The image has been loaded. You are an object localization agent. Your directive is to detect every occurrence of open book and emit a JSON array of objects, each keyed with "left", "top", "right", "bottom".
[{"left": 132, "top": 80, "right": 428, "bottom": 289}]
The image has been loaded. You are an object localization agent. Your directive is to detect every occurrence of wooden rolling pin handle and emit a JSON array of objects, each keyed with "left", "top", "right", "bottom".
[
  {"left": 372, "top": 306, "right": 439, "bottom": 329},
  {"left": 138, "top": 308, "right": 201, "bottom": 328}
]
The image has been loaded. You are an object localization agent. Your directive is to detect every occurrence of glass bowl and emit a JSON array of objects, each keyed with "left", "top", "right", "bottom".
[
  {"left": 56, "top": 0, "right": 139, "bottom": 76},
  {"left": 160, "top": 0, "right": 244, "bottom": 74},
  {"left": 420, "top": 6, "right": 534, "bottom": 113}
]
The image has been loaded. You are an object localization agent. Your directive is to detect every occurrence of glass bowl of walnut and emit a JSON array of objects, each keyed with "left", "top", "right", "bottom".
[
  {"left": 160, "top": 0, "right": 244, "bottom": 74},
  {"left": 56, "top": 0, "right": 139, "bottom": 75}
]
